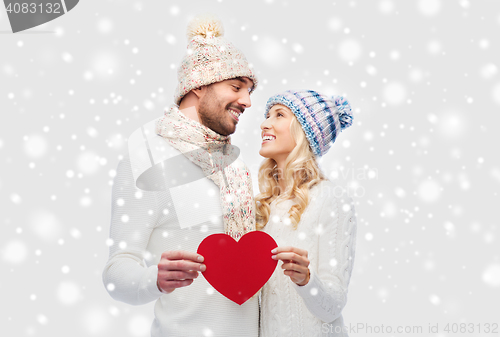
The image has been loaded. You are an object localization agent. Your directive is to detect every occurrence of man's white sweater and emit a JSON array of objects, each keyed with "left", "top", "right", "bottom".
[{"left": 102, "top": 139, "right": 258, "bottom": 337}]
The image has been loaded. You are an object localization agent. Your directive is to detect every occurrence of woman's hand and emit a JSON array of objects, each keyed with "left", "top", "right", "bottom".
[{"left": 271, "top": 246, "right": 310, "bottom": 286}]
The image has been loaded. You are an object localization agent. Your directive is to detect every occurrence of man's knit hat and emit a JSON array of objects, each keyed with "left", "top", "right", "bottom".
[
  {"left": 174, "top": 14, "right": 258, "bottom": 105},
  {"left": 265, "top": 90, "right": 354, "bottom": 157}
]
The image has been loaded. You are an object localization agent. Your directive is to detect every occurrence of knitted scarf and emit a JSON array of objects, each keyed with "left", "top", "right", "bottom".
[{"left": 155, "top": 105, "right": 256, "bottom": 241}]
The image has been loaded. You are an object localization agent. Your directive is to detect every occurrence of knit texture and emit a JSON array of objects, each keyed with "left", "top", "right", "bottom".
[
  {"left": 260, "top": 180, "right": 357, "bottom": 337},
  {"left": 102, "top": 152, "right": 259, "bottom": 336},
  {"left": 155, "top": 105, "right": 256, "bottom": 241},
  {"left": 174, "top": 14, "right": 258, "bottom": 105},
  {"left": 265, "top": 90, "right": 353, "bottom": 157}
]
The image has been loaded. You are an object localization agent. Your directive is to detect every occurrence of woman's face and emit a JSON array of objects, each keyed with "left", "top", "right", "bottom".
[{"left": 259, "top": 104, "right": 297, "bottom": 162}]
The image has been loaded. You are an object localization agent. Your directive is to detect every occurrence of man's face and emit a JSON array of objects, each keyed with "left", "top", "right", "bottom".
[{"left": 197, "top": 77, "right": 254, "bottom": 136}]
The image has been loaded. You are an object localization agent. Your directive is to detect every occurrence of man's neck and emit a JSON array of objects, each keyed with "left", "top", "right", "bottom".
[{"left": 179, "top": 106, "right": 200, "bottom": 123}]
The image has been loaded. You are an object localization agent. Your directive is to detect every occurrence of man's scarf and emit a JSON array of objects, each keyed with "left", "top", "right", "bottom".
[{"left": 155, "top": 105, "right": 255, "bottom": 240}]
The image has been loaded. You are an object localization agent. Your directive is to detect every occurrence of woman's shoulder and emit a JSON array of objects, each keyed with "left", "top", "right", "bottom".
[
  {"left": 309, "top": 179, "right": 339, "bottom": 197},
  {"left": 309, "top": 180, "right": 354, "bottom": 207}
]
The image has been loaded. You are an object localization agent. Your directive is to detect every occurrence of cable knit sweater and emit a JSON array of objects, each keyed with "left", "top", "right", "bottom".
[
  {"left": 260, "top": 180, "right": 357, "bottom": 337},
  {"left": 102, "top": 139, "right": 258, "bottom": 337}
]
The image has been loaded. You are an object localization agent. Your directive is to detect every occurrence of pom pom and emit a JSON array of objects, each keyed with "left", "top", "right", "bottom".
[
  {"left": 333, "top": 95, "right": 353, "bottom": 130},
  {"left": 186, "top": 14, "right": 224, "bottom": 39}
]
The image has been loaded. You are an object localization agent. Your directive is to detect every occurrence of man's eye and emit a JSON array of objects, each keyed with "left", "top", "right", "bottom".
[{"left": 278, "top": 113, "right": 283, "bottom": 117}]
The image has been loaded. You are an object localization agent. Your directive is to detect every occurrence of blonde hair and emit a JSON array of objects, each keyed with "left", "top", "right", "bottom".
[{"left": 255, "top": 115, "right": 327, "bottom": 230}]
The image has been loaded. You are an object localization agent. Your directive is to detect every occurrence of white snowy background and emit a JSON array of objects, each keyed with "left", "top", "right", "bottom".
[{"left": 1, "top": 0, "right": 500, "bottom": 336}]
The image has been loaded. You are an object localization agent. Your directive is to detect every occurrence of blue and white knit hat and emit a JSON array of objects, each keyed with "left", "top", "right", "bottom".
[{"left": 265, "top": 90, "right": 354, "bottom": 157}]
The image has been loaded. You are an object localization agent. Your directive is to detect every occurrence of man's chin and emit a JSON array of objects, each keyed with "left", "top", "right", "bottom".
[
  {"left": 224, "top": 122, "right": 237, "bottom": 136},
  {"left": 218, "top": 127, "right": 234, "bottom": 137}
]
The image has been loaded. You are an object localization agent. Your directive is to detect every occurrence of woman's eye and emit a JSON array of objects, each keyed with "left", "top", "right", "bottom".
[
  {"left": 278, "top": 113, "right": 283, "bottom": 117},
  {"left": 232, "top": 85, "right": 240, "bottom": 90}
]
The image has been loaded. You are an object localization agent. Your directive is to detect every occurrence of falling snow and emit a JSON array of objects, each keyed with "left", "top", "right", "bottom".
[{"left": 1, "top": 1, "right": 499, "bottom": 336}]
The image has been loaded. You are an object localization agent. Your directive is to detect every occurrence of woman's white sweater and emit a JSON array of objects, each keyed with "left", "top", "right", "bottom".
[{"left": 260, "top": 180, "right": 357, "bottom": 337}]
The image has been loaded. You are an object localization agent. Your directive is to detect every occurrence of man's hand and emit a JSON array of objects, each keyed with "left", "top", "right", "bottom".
[
  {"left": 157, "top": 251, "right": 206, "bottom": 294},
  {"left": 271, "top": 246, "right": 310, "bottom": 286}
]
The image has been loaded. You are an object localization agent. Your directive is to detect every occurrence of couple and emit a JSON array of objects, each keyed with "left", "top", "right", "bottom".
[{"left": 102, "top": 15, "right": 357, "bottom": 337}]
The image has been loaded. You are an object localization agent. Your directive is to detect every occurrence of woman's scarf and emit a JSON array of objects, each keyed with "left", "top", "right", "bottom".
[{"left": 155, "top": 105, "right": 256, "bottom": 240}]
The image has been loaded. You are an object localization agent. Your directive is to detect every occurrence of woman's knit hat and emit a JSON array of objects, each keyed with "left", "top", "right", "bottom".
[
  {"left": 174, "top": 14, "right": 258, "bottom": 105},
  {"left": 265, "top": 90, "right": 354, "bottom": 157}
]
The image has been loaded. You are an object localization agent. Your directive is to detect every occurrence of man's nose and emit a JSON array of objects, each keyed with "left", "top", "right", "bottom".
[{"left": 237, "top": 90, "right": 251, "bottom": 108}]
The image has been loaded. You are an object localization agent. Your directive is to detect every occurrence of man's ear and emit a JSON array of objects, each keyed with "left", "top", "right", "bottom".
[{"left": 192, "top": 86, "right": 207, "bottom": 99}]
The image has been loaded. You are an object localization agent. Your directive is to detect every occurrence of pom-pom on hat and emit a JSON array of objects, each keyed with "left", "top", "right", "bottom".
[
  {"left": 174, "top": 14, "right": 258, "bottom": 105},
  {"left": 265, "top": 90, "right": 354, "bottom": 157}
]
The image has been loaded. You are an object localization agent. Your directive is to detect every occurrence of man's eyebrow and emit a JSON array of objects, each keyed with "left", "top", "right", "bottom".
[{"left": 233, "top": 77, "right": 255, "bottom": 91}]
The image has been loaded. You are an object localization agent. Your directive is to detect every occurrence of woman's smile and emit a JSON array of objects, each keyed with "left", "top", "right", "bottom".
[{"left": 259, "top": 105, "right": 296, "bottom": 163}]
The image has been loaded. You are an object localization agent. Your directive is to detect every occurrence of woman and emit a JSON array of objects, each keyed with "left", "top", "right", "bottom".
[{"left": 256, "top": 90, "right": 357, "bottom": 336}]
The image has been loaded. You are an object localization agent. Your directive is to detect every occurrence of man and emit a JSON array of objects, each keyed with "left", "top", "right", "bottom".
[{"left": 102, "top": 15, "right": 259, "bottom": 336}]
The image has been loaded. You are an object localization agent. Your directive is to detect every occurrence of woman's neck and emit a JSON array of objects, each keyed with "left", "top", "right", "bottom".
[{"left": 275, "top": 162, "right": 287, "bottom": 195}]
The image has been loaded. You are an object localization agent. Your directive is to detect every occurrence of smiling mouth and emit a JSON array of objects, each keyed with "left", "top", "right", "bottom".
[
  {"left": 228, "top": 108, "right": 240, "bottom": 122},
  {"left": 262, "top": 135, "right": 276, "bottom": 143}
]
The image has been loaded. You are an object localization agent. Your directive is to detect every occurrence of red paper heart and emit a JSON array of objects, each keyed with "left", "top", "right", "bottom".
[{"left": 197, "top": 231, "right": 278, "bottom": 305}]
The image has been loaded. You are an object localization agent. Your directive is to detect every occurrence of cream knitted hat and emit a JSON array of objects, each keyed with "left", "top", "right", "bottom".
[{"left": 174, "top": 14, "right": 258, "bottom": 105}]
